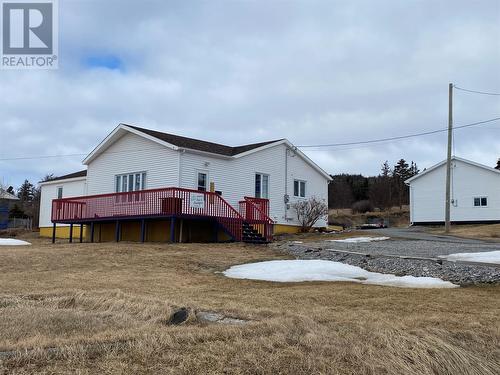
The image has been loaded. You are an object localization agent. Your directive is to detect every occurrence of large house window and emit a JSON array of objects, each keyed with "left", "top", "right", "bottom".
[
  {"left": 473, "top": 197, "right": 488, "bottom": 207},
  {"left": 115, "top": 172, "right": 146, "bottom": 193},
  {"left": 293, "top": 180, "right": 306, "bottom": 198},
  {"left": 255, "top": 173, "right": 269, "bottom": 199},
  {"left": 197, "top": 172, "right": 208, "bottom": 191}
]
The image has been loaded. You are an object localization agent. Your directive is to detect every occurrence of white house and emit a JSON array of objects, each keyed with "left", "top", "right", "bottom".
[
  {"left": 405, "top": 156, "right": 500, "bottom": 225},
  {"left": 39, "top": 124, "right": 331, "bottom": 242}
]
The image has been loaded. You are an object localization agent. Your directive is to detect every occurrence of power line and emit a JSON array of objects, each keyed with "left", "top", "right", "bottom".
[
  {"left": 297, "top": 116, "right": 500, "bottom": 149},
  {"left": 453, "top": 85, "right": 500, "bottom": 96},
  {"left": 0, "top": 116, "right": 499, "bottom": 161}
]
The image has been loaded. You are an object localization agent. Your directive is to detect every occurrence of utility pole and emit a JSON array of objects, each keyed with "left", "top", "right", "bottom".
[{"left": 445, "top": 83, "right": 453, "bottom": 233}]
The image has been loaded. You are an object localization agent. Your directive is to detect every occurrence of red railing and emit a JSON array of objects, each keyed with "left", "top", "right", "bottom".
[
  {"left": 51, "top": 187, "right": 243, "bottom": 241},
  {"left": 239, "top": 197, "right": 274, "bottom": 242}
]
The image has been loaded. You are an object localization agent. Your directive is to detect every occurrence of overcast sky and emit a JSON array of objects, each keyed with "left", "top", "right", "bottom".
[{"left": 1, "top": 0, "right": 499, "bottom": 188}]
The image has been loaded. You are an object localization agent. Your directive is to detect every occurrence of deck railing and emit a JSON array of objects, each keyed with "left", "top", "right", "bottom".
[
  {"left": 51, "top": 187, "right": 244, "bottom": 241},
  {"left": 239, "top": 197, "right": 274, "bottom": 242}
]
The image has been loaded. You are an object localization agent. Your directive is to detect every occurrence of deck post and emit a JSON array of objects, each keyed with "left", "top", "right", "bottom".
[
  {"left": 170, "top": 217, "right": 176, "bottom": 243},
  {"left": 90, "top": 222, "right": 95, "bottom": 243},
  {"left": 52, "top": 223, "right": 56, "bottom": 244},
  {"left": 69, "top": 224, "right": 73, "bottom": 243},
  {"left": 115, "top": 221, "right": 120, "bottom": 242},
  {"left": 140, "top": 219, "right": 146, "bottom": 243},
  {"left": 213, "top": 221, "right": 218, "bottom": 242},
  {"left": 79, "top": 224, "right": 84, "bottom": 243},
  {"left": 179, "top": 219, "right": 183, "bottom": 243}
]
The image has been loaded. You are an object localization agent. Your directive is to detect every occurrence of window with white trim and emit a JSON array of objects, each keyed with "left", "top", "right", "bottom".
[
  {"left": 115, "top": 172, "right": 146, "bottom": 193},
  {"left": 255, "top": 173, "right": 269, "bottom": 199},
  {"left": 473, "top": 197, "right": 487, "bottom": 207},
  {"left": 57, "top": 186, "right": 63, "bottom": 199},
  {"left": 197, "top": 171, "right": 208, "bottom": 192},
  {"left": 293, "top": 180, "right": 306, "bottom": 198}
]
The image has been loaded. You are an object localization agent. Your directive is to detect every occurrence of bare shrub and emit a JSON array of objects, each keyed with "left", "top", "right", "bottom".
[
  {"left": 351, "top": 200, "right": 374, "bottom": 214},
  {"left": 293, "top": 197, "right": 328, "bottom": 232}
]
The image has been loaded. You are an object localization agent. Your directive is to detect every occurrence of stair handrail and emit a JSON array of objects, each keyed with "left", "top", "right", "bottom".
[{"left": 241, "top": 197, "right": 274, "bottom": 224}]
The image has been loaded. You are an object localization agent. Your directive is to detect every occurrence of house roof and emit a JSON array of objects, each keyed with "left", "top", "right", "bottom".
[
  {"left": 405, "top": 156, "right": 500, "bottom": 184},
  {"left": 42, "top": 170, "right": 88, "bottom": 184},
  {"left": 126, "top": 125, "right": 283, "bottom": 156},
  {"left": 0, "top": 189, "right": 19, "bottom": 200},
  {"left": 82, "top": 124, "right": 332, "bottom": 180}
]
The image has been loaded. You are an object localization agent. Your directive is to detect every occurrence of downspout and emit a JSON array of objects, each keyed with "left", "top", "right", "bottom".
[
  {"left": 284, "top": 147, "right": 288, "bottom": 221},
  {"left": 178, "top": 149, "right": 184, "bottom": 187}
]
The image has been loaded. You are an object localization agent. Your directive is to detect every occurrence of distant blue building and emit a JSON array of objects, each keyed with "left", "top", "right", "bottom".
[{"left": 0, "top": 189, "right": 19, "bottom": 230}]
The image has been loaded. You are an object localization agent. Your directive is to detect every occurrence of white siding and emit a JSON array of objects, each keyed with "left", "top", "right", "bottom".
[
  {"left": 86, "top": 132, "right": 180, "bottom": 195},
  {"left": 179, "top": 144, "right": 329, "bottom": 226},
  {"left": 42, "top": 130, "right": 330, "bottom": 229},
  {"left": 39, "top": 178, "right": 87, "bottom": 227},
  {"left": 410, "top": 159, "right": 500, "bottom": 223},
  {"left": 286, "top": 150, "right": 329, "bottom": 227}
]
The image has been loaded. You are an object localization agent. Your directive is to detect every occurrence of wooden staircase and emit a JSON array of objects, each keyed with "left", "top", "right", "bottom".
[{"left": 242, "top": 222, "right": 268, "bottom": 244}]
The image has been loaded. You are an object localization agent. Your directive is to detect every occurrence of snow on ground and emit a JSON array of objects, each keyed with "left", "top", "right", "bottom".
[
  {"left": 0, "top": 238, "right": 31, "bottom": 246},
  {"left": 439, "top": 251, "right": 500, "bottom": 265},
  {"left": 223, "top": 260, "right": 458, "bottom": 288},
  {"left": 327, "top": 236, "right": 390, "bottom": 243}
]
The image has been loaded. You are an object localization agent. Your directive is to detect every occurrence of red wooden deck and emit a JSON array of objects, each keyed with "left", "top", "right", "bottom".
[{"left": 51, "top": 187, "right": 274, "bottom": 242}]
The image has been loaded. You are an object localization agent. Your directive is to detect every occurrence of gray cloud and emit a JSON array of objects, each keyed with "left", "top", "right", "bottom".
[{"left": 0, "top": 0, "right": 499, "bottom": 187}]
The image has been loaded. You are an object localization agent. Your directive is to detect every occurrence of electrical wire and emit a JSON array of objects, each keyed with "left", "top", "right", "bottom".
[
  {"left": 0, "top": 116, "right": 499, "bottom": 161},
  {"left": 297, "top": 116, "right": 500, "bottom": 149},
  {"left": 453, "top": 85, "right": 500, "bottom": 96}
]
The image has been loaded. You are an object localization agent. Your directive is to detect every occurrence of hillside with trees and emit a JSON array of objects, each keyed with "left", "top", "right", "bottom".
[{"left": 328, "top": 159, "right": 419, "bottom": 213}]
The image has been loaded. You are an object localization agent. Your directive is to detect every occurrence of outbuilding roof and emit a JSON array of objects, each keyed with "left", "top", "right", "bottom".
[
  {"left": 42, "top": 170, "right": 88, "bottom": 183},
  {"left": 0, "top": 189, "right": 19, "bottom": 200},
  {"left": 405, "top": 156, "right": 500, "bottom": 184}
]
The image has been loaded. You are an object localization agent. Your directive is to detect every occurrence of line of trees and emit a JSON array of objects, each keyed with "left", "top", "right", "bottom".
[
  {"left": 2, "top": 174, "right": 54, "bottom": 228},
  {"left": 328, "top": 159, "right": 419, "bottom": 212}
]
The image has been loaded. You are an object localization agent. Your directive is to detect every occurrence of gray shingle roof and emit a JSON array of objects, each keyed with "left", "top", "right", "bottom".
[
  {"left": 46, "top": 170, "right": 87, "bottom": 183},
  {"left": 126, "top": 125, "right": 283, "bottom": 156}
]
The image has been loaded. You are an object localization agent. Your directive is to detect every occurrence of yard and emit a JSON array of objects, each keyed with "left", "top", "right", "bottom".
[{"left": 0, "top": 235, "right": 499, "bottom": 374}]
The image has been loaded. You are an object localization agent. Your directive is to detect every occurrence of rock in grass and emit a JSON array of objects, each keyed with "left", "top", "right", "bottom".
[{"left": 168, "top": 307, "right": 190, "bottom": 325}]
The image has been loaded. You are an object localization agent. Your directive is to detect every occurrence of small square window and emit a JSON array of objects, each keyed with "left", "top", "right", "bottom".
[
  {"left": 474, "top": 197, "right": 487, "bottom": 207},
  {"left": 293, "top": 180, "right": 306, "bottom": 197}
]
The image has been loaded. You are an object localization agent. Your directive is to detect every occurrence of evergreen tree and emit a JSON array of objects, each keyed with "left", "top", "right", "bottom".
[
  {"left": 393, "top": 159, "right": 411, "bottom": 208},
  {"left": 381, "top": 161, "right": 391, "bottom": 177},
  {"left": 17, "top": 180, "right": 35, "bottom": 202},
  {"left": 496, "top": 158, "right": 500, "bottom": 170}
]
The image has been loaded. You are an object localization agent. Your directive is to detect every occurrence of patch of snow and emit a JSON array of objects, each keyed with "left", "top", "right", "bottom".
[
  {"left": 0, "top": 238, "right": 31, "bottom": 246},
  {"left": 223, "top": 260, "right": 458, "bottom": 288},
  {"left": 291, "top": 241, "right": 303, "bottom": 244},
  {"left": 326, "top": 236, "right": 390, "bottom": 243},
  {"left": 439, "top": 251, "right": 500, "bottom": 265}
]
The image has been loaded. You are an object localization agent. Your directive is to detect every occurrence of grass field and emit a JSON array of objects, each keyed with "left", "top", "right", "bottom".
[
  {"left": 430, "top": 224, "right": 500, "bottom": 241},
  {"left": 0, "top": 236, "right": 499, "bottom": 374}
]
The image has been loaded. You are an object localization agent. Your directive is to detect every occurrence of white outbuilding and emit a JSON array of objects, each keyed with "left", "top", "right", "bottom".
[{"left": 405, "top": 156, "right": 500, "bottom": 225}]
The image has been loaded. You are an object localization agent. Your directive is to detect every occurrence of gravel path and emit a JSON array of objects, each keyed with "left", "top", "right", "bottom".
[{"left": 274, "top": 230, "right": 500, "bottom": 285}]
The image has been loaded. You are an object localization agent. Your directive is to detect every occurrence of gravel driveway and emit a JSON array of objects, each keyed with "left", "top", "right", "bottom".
[{"left": 275, "top": 228, "right": 500, "bottom": 285}]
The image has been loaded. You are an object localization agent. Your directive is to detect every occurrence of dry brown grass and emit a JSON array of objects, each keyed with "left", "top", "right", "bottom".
[
  {"left": 0, "top": 237, "right": 499, "bottom": 374},
  {"left": 430, "top": 224, "right": 500, "bottom": 241},
  {"left": 329, "top": 206, "right": 410, "bottom": 228}
]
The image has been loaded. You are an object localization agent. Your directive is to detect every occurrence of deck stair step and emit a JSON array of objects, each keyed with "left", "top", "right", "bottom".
[{"left": 242, "top": 222, "right": 268, "bottom": 244}]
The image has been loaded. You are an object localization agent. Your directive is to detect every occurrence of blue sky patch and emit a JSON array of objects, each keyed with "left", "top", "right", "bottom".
[{"left": 84, "top": 55, "right": 123, "bottom": 70}]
